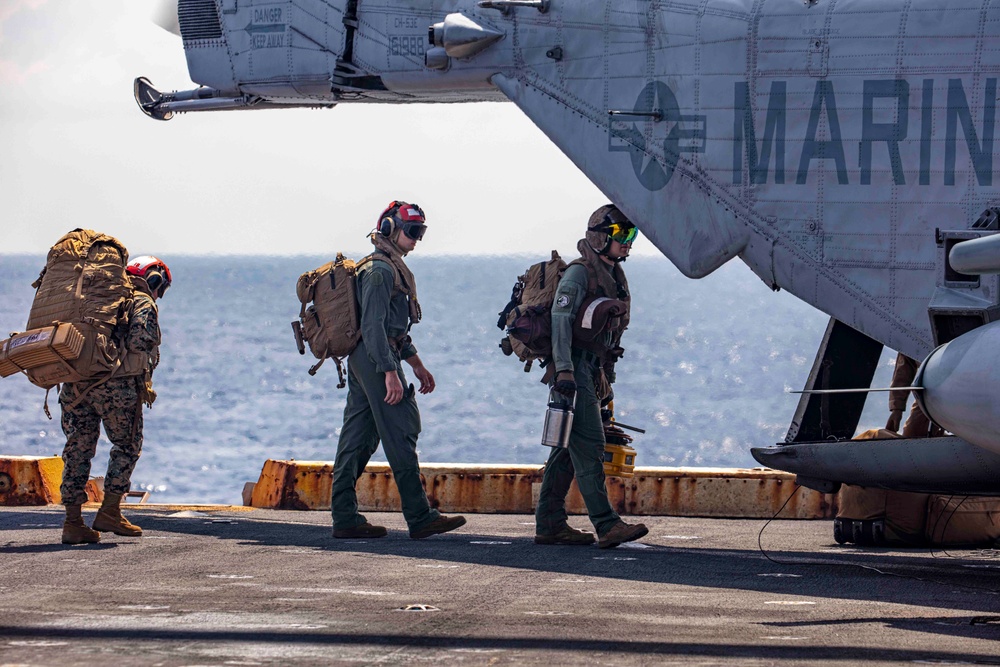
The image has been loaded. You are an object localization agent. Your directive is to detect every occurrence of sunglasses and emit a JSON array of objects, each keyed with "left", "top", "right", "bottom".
[
  {"left": 605, "top": 221, "right": 638, "bottom": 244},
  {"left": 401, "top": 222, "right": 427, "bottom": 241}
]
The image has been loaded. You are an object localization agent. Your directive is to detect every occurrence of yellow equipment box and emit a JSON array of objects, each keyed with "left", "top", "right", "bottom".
[
  {"left": 603, "top": 443, "right": 637, "bottom": 478},
  {"left": 0, "top": 323, "right": 84, "bottom": 378}
]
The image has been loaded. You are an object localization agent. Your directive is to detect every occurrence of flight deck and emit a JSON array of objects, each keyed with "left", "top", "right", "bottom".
[{"left": 1, "top": 507, "right": 998, "bottom": 666}]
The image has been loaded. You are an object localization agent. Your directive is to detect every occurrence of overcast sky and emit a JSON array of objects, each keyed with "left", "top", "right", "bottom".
[{"left": 0, "top": 0, "right": 662, "bottom": 258}]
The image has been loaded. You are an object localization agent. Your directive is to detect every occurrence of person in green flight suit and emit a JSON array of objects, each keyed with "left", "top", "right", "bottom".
[
  {"left": 330, "top": 201, "right": 466, "bottom": 540},
  {"left": 535, "top": 204, "right": 649, "bottom": 549}
]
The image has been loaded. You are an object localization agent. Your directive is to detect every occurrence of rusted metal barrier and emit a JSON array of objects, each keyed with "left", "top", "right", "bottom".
[
  {"left": 623, "top": 468, "right": 834, "bottom": 519},
  {"left": 250, "top": 460, "right": 838, "bottom": 519},
  {"left": 0, "top": 456, "right": 63, "bottom": 506},
  {"left": 0, "top": 457, "right": 111, "bottom": 507}
]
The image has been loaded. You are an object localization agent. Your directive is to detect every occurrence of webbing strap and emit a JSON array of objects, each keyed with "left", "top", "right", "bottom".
[
  {"left": 43, "top": 387, "right": 53, "bottom": 420},
  {"left": 357, "top": 255, "right": 403, "bottom": 296},
  {"left": 308, "top": 356, "right": 326, "bottom": 377},
  {"left": 308, "top": 356, "right": 346, "bottom": 389},
  {"left": 65, "top": 361, "right": 124, "bottom": 411},
  {"left": 129, "top": 376, "right": 143, "bottom": 440},
  {"left": 335, "top": 358, "right": 347, "bottom": 389}
]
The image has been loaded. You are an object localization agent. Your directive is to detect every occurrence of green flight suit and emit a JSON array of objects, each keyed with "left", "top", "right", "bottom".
[
  {"left": 535, "top": 262, "right": 621, "bottom": 538},
  {"left": 331, "top": 256, "right": 440, "bottom": 532}
]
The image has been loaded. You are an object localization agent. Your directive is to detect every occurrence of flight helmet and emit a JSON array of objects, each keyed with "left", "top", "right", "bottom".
[
  {"left": 587, "top": 204, "right": 637, "bottom": 258},
  {"left": 126, "top": 255, "right": 172, "bottom": 298},
  {"left": 377, "top": 201, "right": 427, "bottom": 242}
]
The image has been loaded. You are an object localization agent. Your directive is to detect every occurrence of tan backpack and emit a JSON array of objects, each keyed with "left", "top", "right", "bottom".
[
  {"left": 497, "top": 250, "right": 567, "bottom": 373},
  {"left": 292, "top": 253, "right": 400, "bottom": 388},
  {"left": 0, "top": 229, "right": 135, "bottom": 415}
]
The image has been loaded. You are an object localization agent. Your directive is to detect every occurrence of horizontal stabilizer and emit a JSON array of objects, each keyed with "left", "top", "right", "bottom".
[
  {"left": 133, "top": 78, "right": 336, "bottom": 121},
  {"left": 752, "top": 437, "right": 1000, "bottom": 495}
]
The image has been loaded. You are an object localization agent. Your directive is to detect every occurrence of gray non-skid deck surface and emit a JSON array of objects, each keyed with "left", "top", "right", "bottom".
[{"left": 1, "top": 507, "right": 998, "bottom": 666}]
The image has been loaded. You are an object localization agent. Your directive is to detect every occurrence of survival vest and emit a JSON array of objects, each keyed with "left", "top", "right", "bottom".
[
  {"left": 0, "top": 229, "right": 141, "bottom": 414},
  {"left": 497, "top": 251, "right": 628, "bottom": 375},
  {"left": 293, "top": 252, "right": 402, "bottom": 388},
  {"left": 564, "top": 257, "right": 630, "bottom": 361}
]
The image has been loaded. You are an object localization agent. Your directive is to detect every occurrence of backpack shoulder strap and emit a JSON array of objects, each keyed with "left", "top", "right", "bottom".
[
  {"left": 358, "top": 253, "right": 404, "bottom": 295},
  {"left": 567, "top": 258, "right": 598, "bottom": 293}
]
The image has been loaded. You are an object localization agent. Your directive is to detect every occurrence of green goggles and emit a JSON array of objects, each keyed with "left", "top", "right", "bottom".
[{"left": 606, "top": 221, "right": 638, "bottom": 244}]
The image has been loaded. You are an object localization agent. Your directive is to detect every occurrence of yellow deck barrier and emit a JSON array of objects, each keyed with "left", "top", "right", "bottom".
[
  {"left": 0, "top": 456, "right": 121, "bottom": 507},
  {"left": 249, "top": 460, "right": 838, "bottom": 519},
  {"left": 0, "top": 456, "right": 64, "bottom": 506}
]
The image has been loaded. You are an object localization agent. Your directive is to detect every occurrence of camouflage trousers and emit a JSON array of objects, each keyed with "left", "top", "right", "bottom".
[{"left": 59, "top": 377, "right": 144, "bottom": 506}]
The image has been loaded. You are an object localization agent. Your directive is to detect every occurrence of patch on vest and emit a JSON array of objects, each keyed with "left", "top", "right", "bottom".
[{"left": 556, "top": 295, "right": 570, "bottom": 308}]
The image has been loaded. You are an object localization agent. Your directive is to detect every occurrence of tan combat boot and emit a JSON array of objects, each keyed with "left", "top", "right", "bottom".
[
  {"left": 62, "top": 504, "right": 100, "bottom": 545},
  {"left": 409, "top": 514, "right": 467, "bottom": 539},
  {"left": 332, "top": 522, "right": 389, "bottom": 539},
  {"left": 597, "top": 520, "right": 649, "bottom": 549},
  {"left": 535, "top": 525, "right": 596, "bottom": 546},
  {"left": 92, "top": 492, "right": 143, "bottom": 537}
]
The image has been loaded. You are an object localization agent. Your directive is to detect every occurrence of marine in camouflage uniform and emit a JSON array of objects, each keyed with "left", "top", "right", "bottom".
[
  {"left": 60, "top": 263, "right": 166, "bottom": 545},
  {"left": 330, "top": 201, "right": 466, "bottom": 540},
  {"left": 60, "top": 290, "right": 159, "bottom": 501}
]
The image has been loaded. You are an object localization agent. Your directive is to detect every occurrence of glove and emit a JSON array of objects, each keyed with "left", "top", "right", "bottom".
[
  {"left": 553, "top": 371, "right": 577, "bottom": 398},
  {"left": 885, "top": 409, "right": 903, "bottom": 433}
]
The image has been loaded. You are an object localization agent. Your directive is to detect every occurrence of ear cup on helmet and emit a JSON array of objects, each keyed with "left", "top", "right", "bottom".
[{"left": 379, "top": 217, "right": 396, "bottom": 237}]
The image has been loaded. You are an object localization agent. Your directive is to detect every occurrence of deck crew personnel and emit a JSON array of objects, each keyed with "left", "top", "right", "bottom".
[
  {"left": 535, "top": 204, "right": 649, "bottom": 549},
  {"left": 887, "top": 352, "right": 943, "bottom": 437},
  {"left": 60, "top": 256, "right": 170, "bottom": 545},
  {"left": 330, "top": 201, "right": 466, "bottom": 540}
]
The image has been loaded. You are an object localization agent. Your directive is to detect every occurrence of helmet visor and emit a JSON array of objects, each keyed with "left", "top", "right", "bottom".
[
  {"left": 401, "top": 222, "right": 427, "bottom": 241},
  {"left": 607, "top": 221, "right": 638, "bottom": 245}
]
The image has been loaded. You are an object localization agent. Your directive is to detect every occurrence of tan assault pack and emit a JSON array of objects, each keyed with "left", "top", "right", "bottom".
[
  {"left": 497, "top": 250, "right": 567, "bottom": 372},
  {"left": 292, "top": 252, "right": 400, "bottom": 388},
  {"left": 0, "top": 229, "right": 135, "bottom": 413},
  {"left": 836, "top": 485, "right": 1000, "bottom": 547},
  {"left": 835, "top": 429, "right": 1000, "bottom": 547}
]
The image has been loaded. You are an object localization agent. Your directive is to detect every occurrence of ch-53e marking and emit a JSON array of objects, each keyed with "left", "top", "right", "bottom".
[{"left": 139, "top": 0, "right": 1000, "bottom": 496}]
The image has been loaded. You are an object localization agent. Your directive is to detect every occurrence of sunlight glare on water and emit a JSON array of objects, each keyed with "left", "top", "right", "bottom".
[{"left": 0, "top": 254, "right": 900, "bottom": 503}]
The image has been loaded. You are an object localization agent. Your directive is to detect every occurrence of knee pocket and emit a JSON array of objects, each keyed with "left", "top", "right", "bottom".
[{"left": 399, "top": 393, "right": 421, "bottom": 436}]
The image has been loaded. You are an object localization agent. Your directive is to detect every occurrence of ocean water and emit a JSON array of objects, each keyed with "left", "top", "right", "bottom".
[{"left": 0, "top": 254, "right": 900, "bottom": 504}]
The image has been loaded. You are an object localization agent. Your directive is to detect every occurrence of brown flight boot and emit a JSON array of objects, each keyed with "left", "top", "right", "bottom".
[
  {"left": 62, "top": 504, "right": 100, "bottom": 545},
  {"left": 535, "top": 525, "right": 596, "bottom": 546},
  {"left": 409, "top": 514, "right": 466, "bottom": 539},
  {"left": 332, "top": 522, "right": 388, "bottom": 539},
  {"left": 92, "top": 492, "right": 143, "bottom": 537},
  {"left": 597, "top": 520, "right": 649, "bottom": 549}
]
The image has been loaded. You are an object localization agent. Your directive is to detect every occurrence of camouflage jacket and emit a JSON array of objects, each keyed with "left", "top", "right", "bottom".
[{"left": 125, "top": 289, "right": 161, "bottom": 376}]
